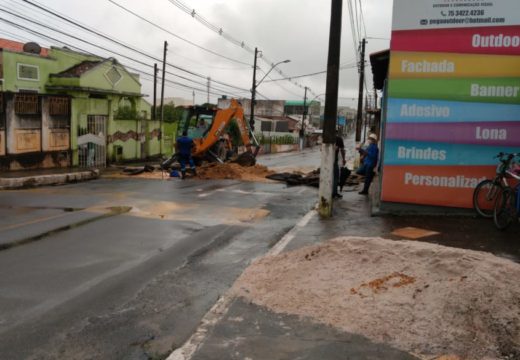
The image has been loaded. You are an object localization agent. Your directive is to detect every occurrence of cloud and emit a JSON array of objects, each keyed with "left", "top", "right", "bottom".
[{"left": 2, "top": 0, "right": 393, "bottom": 107}]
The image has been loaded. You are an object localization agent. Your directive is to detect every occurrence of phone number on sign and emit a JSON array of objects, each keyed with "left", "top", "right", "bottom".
[{"left": 445, "top": 10, "right": 485, "bottom": 16}]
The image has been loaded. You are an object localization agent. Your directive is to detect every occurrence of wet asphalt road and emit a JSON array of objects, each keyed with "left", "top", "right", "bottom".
[
  {"left": 0, "top": 150, "right": 321, "bottom": 360},
  {"left": 2, "top": 145, "right": 519, "bottom": 360}
]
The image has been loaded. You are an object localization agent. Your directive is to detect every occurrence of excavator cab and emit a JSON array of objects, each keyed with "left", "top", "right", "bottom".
[
  {"left": 176, "top": 105, "right": 233, "bottom": 162},
  {"left": 177, "top": 106, "right": 215, "bottom": 142}
]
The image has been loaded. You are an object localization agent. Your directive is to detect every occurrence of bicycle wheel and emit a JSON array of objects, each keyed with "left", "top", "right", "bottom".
[
  {"left": 473, "top": 180, "right": 502, "bottom": 218},
  {"left": 493, "top": 187, "right": 517, "bottom": 230}
]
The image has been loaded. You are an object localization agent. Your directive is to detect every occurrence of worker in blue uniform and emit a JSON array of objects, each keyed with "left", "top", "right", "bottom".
[
  {"left": 358, "top": 133, "right": 379, "bottom": 195},
  {"left": 176, "top": 130, "right": 197, "bottom": 179}
]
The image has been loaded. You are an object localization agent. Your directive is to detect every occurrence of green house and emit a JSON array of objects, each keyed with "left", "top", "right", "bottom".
[{"left": 0, "top": 38, "right": 162, "bottom": 171}]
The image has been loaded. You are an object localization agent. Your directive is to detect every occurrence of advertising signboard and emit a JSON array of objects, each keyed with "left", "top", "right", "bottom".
[{"left": 382, "top": 0, "right": 520, "bottom": 208}]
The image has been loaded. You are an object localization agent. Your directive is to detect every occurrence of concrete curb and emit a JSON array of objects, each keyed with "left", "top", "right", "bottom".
[{"left": 0, "top": 170, "right": 100, "bottom": 190}]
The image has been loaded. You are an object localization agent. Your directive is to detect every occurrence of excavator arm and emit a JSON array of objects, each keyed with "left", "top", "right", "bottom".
[
  {"left": 192, "top": 99, "right": 259, "bottom": 158},
  {"left": 161, "top": 99, "right": 259, "bottom": 170}
]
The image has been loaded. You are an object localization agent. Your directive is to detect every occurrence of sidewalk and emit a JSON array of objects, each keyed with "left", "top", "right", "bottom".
[
  {"left": 0, "top": 167, "right": 99, "bottom": 190},
  {"left": 169, "top": 183, "right": 519, "bottom": 360}
]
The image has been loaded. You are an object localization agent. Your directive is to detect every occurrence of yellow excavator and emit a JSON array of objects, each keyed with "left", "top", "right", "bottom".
[{"left": 161, "top": 99, "right": 260, "bottom": 169}]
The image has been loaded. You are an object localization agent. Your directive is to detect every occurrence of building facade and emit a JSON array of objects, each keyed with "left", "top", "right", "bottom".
[{"left": 0, "top": 39, "right": 161, "bottom": 171}]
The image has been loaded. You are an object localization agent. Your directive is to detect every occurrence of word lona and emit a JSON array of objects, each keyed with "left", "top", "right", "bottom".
[
  {"left": 401, "top": 60, "right": 455, "bottom": 73},
  {"left": 476, "top": 126, "right": 507, "bottom": 140}
]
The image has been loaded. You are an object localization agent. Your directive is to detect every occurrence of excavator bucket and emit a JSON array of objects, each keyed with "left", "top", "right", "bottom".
[{"left": 233, "top": 152, "right": 256, "bottom": 167}]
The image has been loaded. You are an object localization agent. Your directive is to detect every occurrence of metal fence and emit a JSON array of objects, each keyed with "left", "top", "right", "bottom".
[{"left": 78, "top": 115, "right": 107, "bottom": 168}]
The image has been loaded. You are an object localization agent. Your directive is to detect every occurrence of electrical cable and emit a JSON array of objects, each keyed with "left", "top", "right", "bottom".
[
  {"left": 0, "top": 16, "right": 245, "bottom": 99},
  {"left": 18, "top": 0, "right": 250, "bottom": 93},
  {"left": 263, "top": 63, "right": 358, "bottom": 83},
  {"left": 166, "top": 0, "right": 254, "bottom": 53},
  {"left": 107, "top": 0, "right": 251, "bottom": 67},
  {"left": 164, "top": 0, "right": 317, "bottom": 97}
]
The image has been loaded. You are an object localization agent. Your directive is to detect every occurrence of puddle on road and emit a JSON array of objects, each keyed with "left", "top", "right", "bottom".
[
  {"left": 127, "top": 201, "right": 270, "bottom": 225},
  {"left": 391, "top": 226, "right": 440, "bottom": 240}
]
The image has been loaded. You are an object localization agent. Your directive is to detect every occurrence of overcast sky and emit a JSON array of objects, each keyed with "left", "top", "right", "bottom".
[{"left": 0, "top": 0, "right": 393, "bottom": 107}]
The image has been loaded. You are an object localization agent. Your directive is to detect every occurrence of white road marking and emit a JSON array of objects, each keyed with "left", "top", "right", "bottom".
[
  {"left": 165, "top": 208, "right": 317, "bottom": 360},
  {"left": 268, "top": 209, "right": 317, "bottom": 256}
]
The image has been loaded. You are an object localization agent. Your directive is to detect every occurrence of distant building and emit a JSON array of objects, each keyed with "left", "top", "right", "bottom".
[{"left": 161, "top": 97, "right": 193, "bottom": 107}]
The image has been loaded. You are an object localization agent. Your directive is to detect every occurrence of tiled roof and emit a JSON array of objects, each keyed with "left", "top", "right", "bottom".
[
  {"left": 0, "top": 38, "right": 49, "bottom": 56},
  {"left": 54, "top": 61, "right": 102, "bottom": 77}
]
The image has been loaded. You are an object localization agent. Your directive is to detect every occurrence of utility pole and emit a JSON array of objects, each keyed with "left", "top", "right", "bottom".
[
  {"left": 160, "top": 41, "right": 168, "bottom": 156},
  {"left": 153, "top": 63, "right": 158, "bottom": 120},
  {"left": 355, "top": 38, "right": 366, "bottom": 142},
  {"left": 363, "top": 94, "right": 369, "bottom": 141},
  {"left": 300, "top": 86, "right": 308, "bottom": 151},
  {"left": 319, "top": 0, "right": 343, "bottom": 218},
  {"left": 250, "top": 47, "right": 258, "bottom": 132},
  {"left": 192, "top": 91, "right": 195, "bottom": 106},
  {"left": 206, "top": 77, "right": 211, "bottom": 104}
]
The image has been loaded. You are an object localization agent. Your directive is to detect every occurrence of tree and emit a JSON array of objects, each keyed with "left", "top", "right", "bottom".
[{"left": 153, "top": 101, "right": 183, "bottom": 122}]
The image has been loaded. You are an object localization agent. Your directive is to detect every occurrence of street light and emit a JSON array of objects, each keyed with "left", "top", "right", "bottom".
[
  {"left": 256, "top": 59, "right": 291, "bottom": 87},
  {"left": 250, "top": 47, "right": 290, "bottom": 131}
]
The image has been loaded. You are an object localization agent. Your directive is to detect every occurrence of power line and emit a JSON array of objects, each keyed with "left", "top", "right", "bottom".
[
  {"left": 165, "top": 0, "right": 318, "bottom": 98},
  {"left": 18, "top": 0, "right": 249, "bottom": 93},
  {"left": 0, "top": 16, "right": 245, "bottom": 99},
  {"left": 358, "top": 0, "right": 367, "bottom": 38},
  {"left": 264, "top": 63, "right": 358, "bottom": 83},
  {"left": 0, "top": 9, "right": 215, "bottom": 92},
  {"left": 107, "top": 0, "right": 251, "bottom": 67},
  {"left": 166, "top": 0, "right": 254, "bottom": 53}
]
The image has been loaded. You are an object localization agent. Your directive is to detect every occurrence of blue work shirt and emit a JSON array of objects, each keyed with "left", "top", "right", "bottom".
[
  {"left": 176, "top": 136, "right": 194, "bottom": 156},
  {"left": 364, "top": 142, "right": 379, "bottom": 169}
]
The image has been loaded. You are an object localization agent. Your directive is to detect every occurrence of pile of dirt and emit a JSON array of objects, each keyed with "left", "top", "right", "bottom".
[
  {"left": 232, "top": 236, "right": 520, "bottom": 359},
  {"left": 112, "top": 162, "right": 275, "bottom": 182},
  {"left": 196, "top": 163, "right": 274, "bottom": 182}
]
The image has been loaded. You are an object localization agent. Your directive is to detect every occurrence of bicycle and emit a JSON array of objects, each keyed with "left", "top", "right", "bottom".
[
  {"left": 493, "top": 162, "right": 520, "bottom": 230},
  {"left": 473, "top": 152, "right": 519, "bottom": 218}
]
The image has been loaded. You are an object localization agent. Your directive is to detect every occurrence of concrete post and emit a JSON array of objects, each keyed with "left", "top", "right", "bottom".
[{"left": 318, "top": 143, "right": 335, "bottom": 217}]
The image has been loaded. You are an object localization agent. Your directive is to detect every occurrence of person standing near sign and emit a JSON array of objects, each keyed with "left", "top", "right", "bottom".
[
  {"left": 333, "top": 135, "right": 346, "bottom": 198},
  {"left": 358, "top": 133, "right": 379, "bottom": 195}
]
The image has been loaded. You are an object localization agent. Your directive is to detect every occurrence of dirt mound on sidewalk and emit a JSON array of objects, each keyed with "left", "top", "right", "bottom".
[{"left": 232, "top": 237, "right": 520, "bottom": 359}]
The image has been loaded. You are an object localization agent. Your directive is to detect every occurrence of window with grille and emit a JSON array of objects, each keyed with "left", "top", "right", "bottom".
[
  {"left": 49, "top": 97, "right": 70, "bottom": 116},
  {"left": 15, "top": 93, "right": 40, "bottom": 115},
  {"left": 275, "top": 121, "right": 289, "bottom": 132},
  {"left": 261, "top": 121, "right": 272, "bottom": 132},
  {"left": 17, "top": 63, "right": 39, "bottom": 81}
]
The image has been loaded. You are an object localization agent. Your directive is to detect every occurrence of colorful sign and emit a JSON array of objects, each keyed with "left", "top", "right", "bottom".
[
  {"left": 382, "top": 0, "right": 520, "bottom": 209},
  {"left": 391, "top": 1, "right": 520, "bottom": 31},
  {"left": 391, "top": 26, "right": 520, "bottom": 55}
]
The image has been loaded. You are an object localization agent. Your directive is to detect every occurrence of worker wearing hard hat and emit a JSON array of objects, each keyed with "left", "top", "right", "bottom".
[{"left": 358, "top": 133, "right": 379, "bottom": 195}]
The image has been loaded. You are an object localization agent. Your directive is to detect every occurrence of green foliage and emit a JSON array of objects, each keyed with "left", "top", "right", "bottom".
[
  {"left": 114, "top": 106, "right": 137, "bottom": 120},
  {"left": 200, "top": 102, "right": 216, "bottom": 109},
  {"left": 226, "top": 120, "right": 242, "bottom": 146},
  {"left": 256, "top": 133, "right": 296, "bottom": 145},
  {"left": 152, "top": 102, "right": 183, "bottom": 122}
]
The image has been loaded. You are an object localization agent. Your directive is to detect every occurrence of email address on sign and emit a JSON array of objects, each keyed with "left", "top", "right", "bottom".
[{"left": 428, "top": 17, "right": 505, "bottom": 25}]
